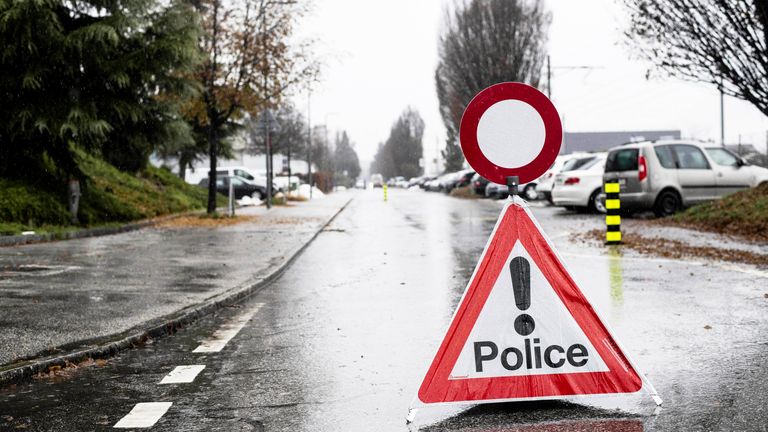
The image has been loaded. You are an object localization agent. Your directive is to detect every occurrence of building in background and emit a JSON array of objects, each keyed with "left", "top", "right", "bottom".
[{"left": 562, "top": 130, "right": 681, "bottom": 154}]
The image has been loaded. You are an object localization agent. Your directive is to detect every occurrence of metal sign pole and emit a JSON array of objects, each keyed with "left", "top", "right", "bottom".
[{"left": 506, "top": 176, "right": 520, "bottom": 198}]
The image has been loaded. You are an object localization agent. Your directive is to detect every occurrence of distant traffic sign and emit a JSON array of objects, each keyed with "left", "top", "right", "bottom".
[
  {"left": 415, "top": 199, "right": 658, "bottom": 405},
  {"left": 460, "top": 82, "right": 562, "bottom": 184}
]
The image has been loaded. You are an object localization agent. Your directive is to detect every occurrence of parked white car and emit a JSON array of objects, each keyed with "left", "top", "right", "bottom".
[
  {"left": 536, "top": 153, "right": 590, "bottom": 203},
  {"left": 551, "top": 153, "right": 608, "bottom": 212}
]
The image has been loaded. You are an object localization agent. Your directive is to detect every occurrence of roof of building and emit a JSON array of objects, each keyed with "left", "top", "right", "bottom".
[{"left": 562, "top": 130, "right": 681, "bottom": 154}]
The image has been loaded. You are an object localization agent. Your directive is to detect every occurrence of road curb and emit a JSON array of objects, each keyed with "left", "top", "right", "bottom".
[
  {"left": 0, "top": 197, "right": 353, "bottom": 387},
  {"left": 0, "top": 212, "right": 197, "bottom": 248}
]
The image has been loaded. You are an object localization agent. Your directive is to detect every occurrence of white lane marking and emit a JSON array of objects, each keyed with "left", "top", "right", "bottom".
[
  {"left": 193, "top": 303, "right": 264, "bottom": 353},
  {"left": 113, "top": 402, "right": 172, "bottom": 428},
  {"left": 159, "top": 365, "right": 206, "bottom": 384}
]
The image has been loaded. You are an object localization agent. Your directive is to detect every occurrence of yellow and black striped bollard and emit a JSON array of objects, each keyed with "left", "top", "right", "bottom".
[
  {"left": 605, "top": 180, "right": 621, "bottom": 245},
  {"left": 383, "top": 183, "right": 388, "bottom": 202}
]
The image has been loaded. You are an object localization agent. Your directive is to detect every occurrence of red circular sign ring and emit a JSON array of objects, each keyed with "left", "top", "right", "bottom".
[{"left": 460, "top": 82, "right": 562, "bottom": 185}]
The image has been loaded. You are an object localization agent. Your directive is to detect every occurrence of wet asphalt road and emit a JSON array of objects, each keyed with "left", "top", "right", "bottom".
[{"left": 1, "top": 189, "right": 768, "bottom": 431}]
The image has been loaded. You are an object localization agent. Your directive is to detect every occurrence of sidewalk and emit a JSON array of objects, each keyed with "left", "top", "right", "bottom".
[{"left": 0, "top": 192, "right": 353, "bottom": 381}]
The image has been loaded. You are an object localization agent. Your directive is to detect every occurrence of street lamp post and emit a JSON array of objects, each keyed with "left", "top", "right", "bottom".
[{"left": 258, "top": 109, "right": 279, "bottom": 209}]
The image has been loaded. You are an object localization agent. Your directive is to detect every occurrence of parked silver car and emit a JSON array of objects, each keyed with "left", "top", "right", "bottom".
[{"left": 603, "top": 140, "right": 768, "bottom": 216}]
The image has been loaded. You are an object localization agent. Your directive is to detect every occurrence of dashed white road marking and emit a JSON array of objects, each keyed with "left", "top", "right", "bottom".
[
  {"left": 159, "top": 365, "right": 206, "bottom": 384},
  {"left": 193, "top": 303, "right": 264, "bottom": 353},
  {"left": 113, "top": 402, "right": 172, "bottom": 428}
]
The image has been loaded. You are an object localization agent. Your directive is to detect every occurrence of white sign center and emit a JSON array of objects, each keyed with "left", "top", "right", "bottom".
[{"left": 476, "top": 100, "right": 546, "bottom": 169}]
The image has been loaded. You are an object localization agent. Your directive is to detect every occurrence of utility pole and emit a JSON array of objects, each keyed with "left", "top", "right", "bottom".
[
  {"left": 307, "top": 89, "right": 313, "bottom": 200},
  {"left": 265, "top": 111, "right": 273, "bottom": 209},
  {"left": 546, "top": 55, "right": 551, "bottom": 99}
]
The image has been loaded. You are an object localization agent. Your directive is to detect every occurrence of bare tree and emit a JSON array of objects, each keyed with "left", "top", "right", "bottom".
[
  {"left": 436, "top": 0, "right": 551, "bottom": 172},
  {"left": 371, "top": 107, "right": 425, "bottom": 179},
  {"left": 185, "top": 0, "right": 318, "bottom": 213},
  {"left": 623, "top": 0, "right": 768, "bottom": 117}
]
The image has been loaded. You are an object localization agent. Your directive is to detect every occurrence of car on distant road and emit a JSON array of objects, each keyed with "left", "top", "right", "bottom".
[
  {"left": 199, "top": 175, "right": 267, "bottom": 200},
  {"left": 603, "top": 140, "right": 768, "bottom": 217},
  {"left": 371, "top": 173, "right": 384, "bottom": 188},
  {"left": 551, "top": 153, "right": 607, "bottom": 212}
]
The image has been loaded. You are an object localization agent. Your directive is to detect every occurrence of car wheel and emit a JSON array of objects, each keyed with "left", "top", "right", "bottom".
[
  {"left": 523, "top": 184, "right": 538, "bottom": 200},
  {"left": 589, "top": 189, "right": 606, "bottom": 214},
  {"left": 653, "top": 190, "right": 681, "bottom": 217},
  {"left": 252, "top": 190, "right": 265, "bottom": 201}
]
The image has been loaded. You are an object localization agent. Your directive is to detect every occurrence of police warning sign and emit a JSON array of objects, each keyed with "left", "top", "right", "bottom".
[{"left": 416, "top": 199, "right": 655, "bottom": 404}]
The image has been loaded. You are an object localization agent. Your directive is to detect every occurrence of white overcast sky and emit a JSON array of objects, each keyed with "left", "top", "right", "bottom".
[{"left": 291, "top": 0, "right": 768, "bottom": 175}]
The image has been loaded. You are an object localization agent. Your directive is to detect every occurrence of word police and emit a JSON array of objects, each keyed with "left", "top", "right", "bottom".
[{"left": 474, "top": 339, "right": 588, "bottom": 372}]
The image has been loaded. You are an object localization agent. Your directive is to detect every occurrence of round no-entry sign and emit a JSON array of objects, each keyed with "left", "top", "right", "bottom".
[{"left": 459, "top": 82, "right": 562, "bottom": 184}]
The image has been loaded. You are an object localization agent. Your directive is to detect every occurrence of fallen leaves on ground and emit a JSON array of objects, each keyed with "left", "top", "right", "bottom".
[
  {"left": 32, "top": 357, "right": 109, "bottom": 381},
  {"left": 156, "top": 215, "right": 257, "bottom": 228},
  {"left": 573, "top": 229, "right": 768, "bottom": 266}
]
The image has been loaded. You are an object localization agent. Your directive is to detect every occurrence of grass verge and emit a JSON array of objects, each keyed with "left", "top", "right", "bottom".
[
  {"left": 0, "top": 151, "right": 226, "bottom": 236},
  {"left": 658, "top": 183, "right": 768, "bottom": 243}
]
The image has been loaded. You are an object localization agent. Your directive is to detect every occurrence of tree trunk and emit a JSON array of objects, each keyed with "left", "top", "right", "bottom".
[
  {"left": 178, "top": 154, "right": 189, "bottom": 181},
  {"left": 207, "top": 123, "right": 218, "bottom": 214},
  {"left": 287, "top": 142, "right": 292, "bottom": 192}
]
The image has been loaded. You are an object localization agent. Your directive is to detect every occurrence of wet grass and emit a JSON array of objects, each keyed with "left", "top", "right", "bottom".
[
  {"left": 660, "top": 183, "right": 768, "bottom": 243},
  {"left": 0, "top": 151, "right": 226, "bottom": 235}
]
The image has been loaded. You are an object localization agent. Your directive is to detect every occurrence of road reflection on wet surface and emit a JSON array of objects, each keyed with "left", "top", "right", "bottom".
[{"left": 1, "top": 189, "right": 767, "bottom": 431}]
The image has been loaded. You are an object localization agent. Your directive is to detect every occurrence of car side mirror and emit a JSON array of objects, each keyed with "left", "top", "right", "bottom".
[{"left": 736, "top": 158, "right": 747, "bottom": 167}]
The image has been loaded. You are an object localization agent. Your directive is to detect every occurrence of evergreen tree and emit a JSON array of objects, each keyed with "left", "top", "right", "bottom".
[
  {"left": 333, "top": 131, "right": 361, "bottom": 187},
  {"left": 0, "top": 0, "right": 200, "bottom": 177},
  {"left": 441, "top": 129, "right": 465, "bottom": 173}
]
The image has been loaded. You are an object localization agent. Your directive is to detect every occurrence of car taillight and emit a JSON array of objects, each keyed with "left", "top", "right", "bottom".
[
  {"left": 638, "top": 155, "right": 647, "bottom": 182},
  {"left": 564, "top": 177, "right": 580, "bottom": 185}
]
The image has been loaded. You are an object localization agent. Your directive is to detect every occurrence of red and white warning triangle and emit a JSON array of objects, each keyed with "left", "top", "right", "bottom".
[{"left": 415, "top": 198, "right": 660, "bottom": 406}]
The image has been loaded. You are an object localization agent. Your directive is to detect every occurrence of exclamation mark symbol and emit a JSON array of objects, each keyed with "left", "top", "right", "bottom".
[{"left": 510, "top": 257, "right": 535, "bottom": 336}]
